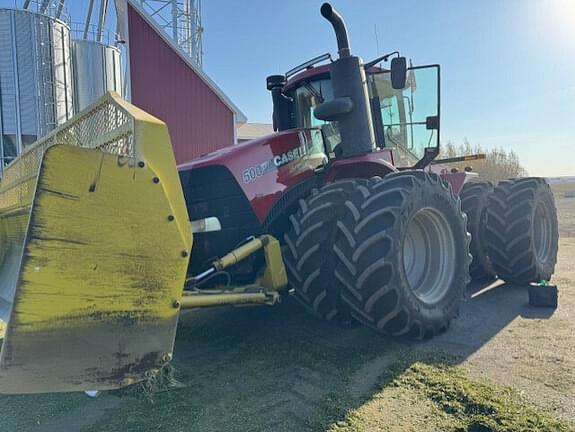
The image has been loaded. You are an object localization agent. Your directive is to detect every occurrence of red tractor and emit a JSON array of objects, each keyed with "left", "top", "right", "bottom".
[{"left": 178, "top": 3, "right": 558, "bottom": 338}]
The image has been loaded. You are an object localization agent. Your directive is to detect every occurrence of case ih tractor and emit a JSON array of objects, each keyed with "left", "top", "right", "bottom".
[
  {"left": 179, "top": 3, "right": 558, "bottom": 334},
  {"left": 0, "top": 3, "right": 558, "bottom": 393}
]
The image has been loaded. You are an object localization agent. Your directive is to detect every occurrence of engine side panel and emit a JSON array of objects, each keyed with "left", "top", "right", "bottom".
[
  {"left": 180, "top": 165, "right": 262, "bottom": 274},
  {"left": 179, "top": 129, "right": 327, "bottom": 223}
]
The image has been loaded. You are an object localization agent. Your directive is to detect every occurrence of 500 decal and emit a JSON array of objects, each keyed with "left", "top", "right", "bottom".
[{"left": 242, "top": 159, "right": 275, "bottom": 183}]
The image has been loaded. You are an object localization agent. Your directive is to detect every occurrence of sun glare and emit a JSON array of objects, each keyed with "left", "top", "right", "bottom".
[{"left": 553, "top": 0, "right": 575, "bottom": 34}]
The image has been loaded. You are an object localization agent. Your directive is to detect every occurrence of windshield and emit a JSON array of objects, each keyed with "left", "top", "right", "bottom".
[
  {"left": 292, "top": 79, "right": 333, "bottom": 128},
  {"left": 290, "top": 78, "right": 341, "bottom": 156},
  {"left": 286, "top": 65, "right": 439, "bottom": 165}
]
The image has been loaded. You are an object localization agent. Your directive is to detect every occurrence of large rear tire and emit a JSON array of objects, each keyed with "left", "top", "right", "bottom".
[
  {"left": 334, "top": 171, "right": 471, "bottom": 339},
  {"left": 485, "top": 178, "right": 558, "bottom": 284},
  {"left": 460, "top": 180, "right": 496, "bottom": 282},
  {"left": 283, "top": 179, "right": 369, "bottom": 320}
]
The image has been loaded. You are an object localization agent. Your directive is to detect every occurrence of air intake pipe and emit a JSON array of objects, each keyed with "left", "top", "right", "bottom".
[
  {"left": 266, "top": 75, "right": 291, "bottom": 132},
  {"left": 315, "top": 3, "right": 375, "bottom": 158}
]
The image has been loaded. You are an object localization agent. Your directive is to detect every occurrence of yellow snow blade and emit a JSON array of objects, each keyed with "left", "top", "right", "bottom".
[{"left": 0, "top": 92, "right": 191, "bottom": 394}]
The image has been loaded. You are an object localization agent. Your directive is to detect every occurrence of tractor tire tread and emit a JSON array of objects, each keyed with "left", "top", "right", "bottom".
[
  {"left": 486, "top": 177, "right": 558, "bottom": 284},
  {"left": 460, "top": 180, "right": 496, "bottom": 281},
  {"left": 284, "top": 179, "right": 369, "bottom": 320},
  {"left": 334, "top": 171, "right": 470, "bottom": 339}
]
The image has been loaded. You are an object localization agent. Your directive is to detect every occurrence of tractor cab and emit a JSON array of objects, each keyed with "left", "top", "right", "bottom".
[{"left": 267, "top": 56, "right": 441, "bottom": 169}]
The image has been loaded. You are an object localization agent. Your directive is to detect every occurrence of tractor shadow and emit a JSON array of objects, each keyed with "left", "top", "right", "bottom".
[
  {"left": 0, "top": 279, "right": 557, "bottom": 432},
  {"left": 93, "top": 279, "right": 555, "bottom": 431},
  {"left": 422, "top": 279, "right": 557, "bottom": 358}
]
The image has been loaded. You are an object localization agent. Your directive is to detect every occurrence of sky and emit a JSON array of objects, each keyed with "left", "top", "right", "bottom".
[
  {"left": 200, "top": 0, "right": 575, "bottom": 177},
  {"left": 6, "top": 0, "right": 575, "bottom": 177}
]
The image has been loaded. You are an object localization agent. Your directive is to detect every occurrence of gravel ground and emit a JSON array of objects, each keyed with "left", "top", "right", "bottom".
[{"left": 0, "top": 184, "right": 573, "bottom": 431}]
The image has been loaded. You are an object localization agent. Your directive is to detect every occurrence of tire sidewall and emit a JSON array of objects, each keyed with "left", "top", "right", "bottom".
[
  {"left": 532, "top": 184, "right": 559, "bottom": 279},
  {"left": 394, "top": 179, "right": 469, "bottom": 325}
]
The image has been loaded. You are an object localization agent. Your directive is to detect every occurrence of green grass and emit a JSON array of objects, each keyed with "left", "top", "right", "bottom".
[
  {"left": 326, "top": 355, "right": 572, "bottom": 432},
  {"left": 400, "top": 363, "right": 568, "bottom": 431}
]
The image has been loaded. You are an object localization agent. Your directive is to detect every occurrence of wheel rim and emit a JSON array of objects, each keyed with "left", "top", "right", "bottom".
[
  {"left": 533, "top": 202, "right": 552, "bottom": 264},
  {"left": 403, "top": 207, "right": 456, "bottom": 305}
]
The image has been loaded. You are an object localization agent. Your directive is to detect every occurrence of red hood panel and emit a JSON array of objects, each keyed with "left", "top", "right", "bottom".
[{"left": 179, "top": 129, "right": 327, "bottom": 222}]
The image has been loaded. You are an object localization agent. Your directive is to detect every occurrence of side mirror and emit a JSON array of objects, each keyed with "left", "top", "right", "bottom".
[
  {"left": 390, "top": 57, "right": 407, "bottom": 89},
  {"left": 314, "top": 97, "right": 354, "bottom": 121}
]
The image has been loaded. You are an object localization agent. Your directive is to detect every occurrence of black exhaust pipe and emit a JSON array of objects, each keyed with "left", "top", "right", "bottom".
[
  {"left": 320, "top": 3, "right": 350, "bottom": 58},
  {"left": 315, "top": 3, "right": 375, "bottom": 157}
]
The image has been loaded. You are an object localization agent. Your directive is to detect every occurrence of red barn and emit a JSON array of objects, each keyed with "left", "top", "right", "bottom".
[{"left": 118, "top": 0, "right": 246, "bottom": 164}]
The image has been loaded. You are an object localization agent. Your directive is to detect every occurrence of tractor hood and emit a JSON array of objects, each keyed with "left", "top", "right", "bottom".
[
  {"left": 177, "top": 128, "right": 327, "bottom": 176},
  {"left": 178, "top": 128, "right": 327, "bottom": 222},
  {"left": 178, "top": 129, "right": 300, "bottom": 170}
]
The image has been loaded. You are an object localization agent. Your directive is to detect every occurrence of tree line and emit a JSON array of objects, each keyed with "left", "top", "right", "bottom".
[{"left": 439, "top": 140, "right": 528, "bottom": 182}]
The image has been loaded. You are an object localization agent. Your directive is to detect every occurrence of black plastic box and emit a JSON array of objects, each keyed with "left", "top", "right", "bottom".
[{"left": 528, "top": 284, "right": 558, "bottom": 308}]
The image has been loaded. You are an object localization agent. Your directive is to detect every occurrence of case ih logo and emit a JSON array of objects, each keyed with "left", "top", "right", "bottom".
[
  {"left": 242, "top": 133, "right": 310, "bottom": 183},
  {"left": 273, "top": 144, "right": 308, "bottom": 167}
]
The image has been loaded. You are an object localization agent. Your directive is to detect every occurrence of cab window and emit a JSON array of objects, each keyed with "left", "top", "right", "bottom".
[
  {"left": 290, "top": 78, "right": 341, "bottom": 156},
  {"left": 368, "top": 65, "right": 440, "bottom": 167},
  {"left": 292, "top": 79, "right": 334, "bottom": 128}
]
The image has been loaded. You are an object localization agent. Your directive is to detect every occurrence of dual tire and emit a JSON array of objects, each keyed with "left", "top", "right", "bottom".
[
  {"left": 460, "top": 181, "right": 496, "bottom": 282},
  {"left": 284, "top": 171, "right": 471, "bottom": 338},
  {"left": 485, "top": 178, "right": 558, "bottom": 284},
  {"left": 283, "top": 179, "right": 369, "bottom": 320},
  {"left": 283, "top": 173, "right": 559, "bottom": 340},
  {"left": 460, "top": 177, "right": 558, "bottom": 285}
]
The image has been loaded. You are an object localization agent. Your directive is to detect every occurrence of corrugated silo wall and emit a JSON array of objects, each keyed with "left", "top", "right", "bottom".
[
  {"left": 127, "top": 5, "right": 235, "bottom": 165},
  {"left": 0, "top": 9, "right": 73, "bottom": 168},
  {"left": 72, "top": 40, "right": 122, "bottom": 113}
]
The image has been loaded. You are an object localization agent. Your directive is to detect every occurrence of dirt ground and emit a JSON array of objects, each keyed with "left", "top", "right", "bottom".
[{"left": 0, "top": 183, "right": 573, "bottom": 431}]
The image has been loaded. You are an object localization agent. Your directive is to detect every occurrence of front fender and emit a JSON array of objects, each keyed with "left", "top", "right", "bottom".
[{"left": 325, "top": 152, "right": 397, "bottom": 182}]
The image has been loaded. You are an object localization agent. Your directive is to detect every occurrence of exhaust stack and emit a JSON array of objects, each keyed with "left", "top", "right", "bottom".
[
  {"left": 320, "top": 3, "right": 350, "bottom": 58},
  {"left": 315, "top": 3, "right": 375, "bottom": 157}
]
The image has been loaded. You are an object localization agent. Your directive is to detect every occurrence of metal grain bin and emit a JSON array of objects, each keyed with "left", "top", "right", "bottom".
[
  {"left": 0, "top": 8, "right": 73, "bottom": 170},
  {"left": 71, "top": 39, "right": 122, "bottom": 113}
]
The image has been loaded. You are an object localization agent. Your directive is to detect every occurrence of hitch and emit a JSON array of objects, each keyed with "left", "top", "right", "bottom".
[{"left": 181, "top": 235, "right": 287, "bottom": 309}]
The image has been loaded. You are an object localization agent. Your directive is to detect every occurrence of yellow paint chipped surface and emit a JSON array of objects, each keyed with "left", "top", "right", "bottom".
[{"left": 0, "top": 93, "right": 192, "bottom": 393}]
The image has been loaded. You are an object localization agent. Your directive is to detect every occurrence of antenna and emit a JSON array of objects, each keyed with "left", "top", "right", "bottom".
[{"left": 374, "top": 24, "right": 380, "bottom": 56}]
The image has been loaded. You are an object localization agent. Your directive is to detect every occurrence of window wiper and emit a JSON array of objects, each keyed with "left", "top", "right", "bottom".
[
  {"left": 304, "top": 82, "right": 324, "bottom": 103},
  {"left": 386, "top": 127, "right": 419, "bottom": 160}
]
